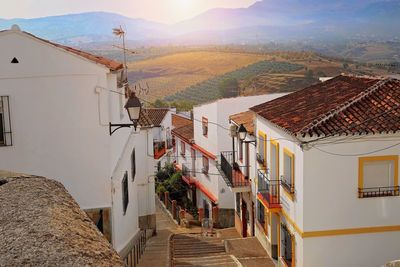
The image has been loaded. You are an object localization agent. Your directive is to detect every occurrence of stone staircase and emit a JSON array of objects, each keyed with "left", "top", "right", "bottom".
[{"left": 170, "top": 233, "right": 238, "bottom": 267}]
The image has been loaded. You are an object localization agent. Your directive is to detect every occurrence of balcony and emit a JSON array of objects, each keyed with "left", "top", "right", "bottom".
[
  {"left": 257, "top": 170, "right": 281, "bottom": 210},
  {"left": 154, "top": 141, "right": 166, "bottom": 159},
  {"left": 166, "top": 138, "right": 174, "bottom": 149},
  {"left": 358, "top": 186, "right": 400, "bottom": 198},
  {"left": 281, "top": 176, "right": 294, "bottom": 195},
  {"left": 181, "top": 163, "right": 195, "bottom": 185},
  {"left": 216, "top": 151, "right": 250, "bottom": 192},
  {"left": 256, "top": 153, "right": 266, "bottom": 166}
]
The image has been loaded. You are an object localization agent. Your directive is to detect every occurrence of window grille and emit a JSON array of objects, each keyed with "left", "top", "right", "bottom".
[
  {"left": 131, "top": 149, "right": 136, "bottom": 181},
  {"left": 0, "top": 96, "right": 12, "bottom": 146},
  {"left": 236, "top": 193, "right": 241, "bottom": 216},
  {"left": 122, "top": 172, "right": 129, "bottom": 215},
  {"left": 257, "top": 200, "right": 265, "bottom": 229},
  {"left": 281, "top": 223, "right": 293, "bottom": 266},
  {"left": 202, "top": 117, "right": 208, "bottom": 136}
]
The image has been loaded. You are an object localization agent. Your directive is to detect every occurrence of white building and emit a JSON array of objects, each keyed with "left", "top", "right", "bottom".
[
  {"left": 0, "top": 25, "right": 156, "bottom": 260},
  {"left": 172, "top": 94, "right": 285, "bottom": 227},
  {"left": 246, "top": 75, "right": 400, "bottom": 267}
]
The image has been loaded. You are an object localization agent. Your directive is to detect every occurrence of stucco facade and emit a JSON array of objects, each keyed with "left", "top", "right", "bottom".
[
  {"left": 254, "top": 114, "right": 400, "bottom": 267},
  {"left": 0, "top": 27, "right": 154, "bottom": 256}
]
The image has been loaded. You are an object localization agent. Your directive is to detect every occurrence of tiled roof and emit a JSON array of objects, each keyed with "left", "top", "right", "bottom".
[
  {"left": 230, "top": 111, "right": 255, "bottom": 135},
  {"left": 172, "top": 114, "right": 192, "bottom": 128},
  {"left": 143, "top": 108, "right": 169, "bottom": 126},
  {"left": 138, "top": 109, "right": 154, "bottom": 127},
  {"left": 172, "top": 121, "right": 194, "bottom": 142},
  {"left": 1, "top": 29, "right": 123, "bottom": 71},
  {"left": 0, "top": 173, "right": 124, "bottom": 266},
  {"left": 250, "top": 75, "right": 400, "bottom": 138}
]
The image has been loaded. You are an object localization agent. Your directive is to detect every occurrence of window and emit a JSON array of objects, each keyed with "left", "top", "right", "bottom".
[
  {"left": 358, "top": 155, "right": 399, "bottom": 198},
  {"left": 131, "top": 149, "right": 136, "bottom": 181},
  {"left": 270, "top": 139, "right": 279, "bottom": 180},
  {"left": 257, "top": 131, "right": 266, "bottom": 167},
  {"left": 236, "top": 193, "right": 241, "bottom": 216},
  {"left": 180, "top": 141, "right": 185, "bottom": 156},
  {"left": 0, "top": 96, "right": 12, "bottom": 146},
  {"left": 122, "top": 171, "right": 129, "bottom": 215},
  {"left": 191, "top": 148, "right": 196, "bottom": 175},
  {"left": 202, "top": 156, "right": 209, "bottom": 175},
  {"left": 281, "top": 224, "right": 294, "bottom": 267},
  {"left": 257, "top": 199, "right": 265, "bottom": 231},
  {"left": 282, "top": 148, "right": 295, "bottom": 199},
  {"left": 202, "top": 117, "right": 208, "bottom": 137}
]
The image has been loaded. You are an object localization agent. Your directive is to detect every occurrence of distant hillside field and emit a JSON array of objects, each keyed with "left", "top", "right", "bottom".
[
  {"left": 127, "top": 51, "right": 271, "bottom": 101},
  {"left": 164, "top": 60, "right": 304, "bottom": 103},
  {"left": 126, "top": 50, "right": 393, "bottom": 104}
]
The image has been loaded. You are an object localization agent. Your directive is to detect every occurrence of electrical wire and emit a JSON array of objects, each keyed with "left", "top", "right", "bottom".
[
  {"left": 308, "top": 112, "right": 400, "bottom": 147},
  {"left": 111, "top": 84, "right": 400, "bottom": 156},
  {"left": 302, "top": 104, "right": 400, "bottom": 145},
  {"left": 311, "top": 142, "right": 400, "bottom": 157}
]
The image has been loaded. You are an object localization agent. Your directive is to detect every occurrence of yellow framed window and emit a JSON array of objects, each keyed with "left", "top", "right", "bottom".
[
  {"left": 257, "top": 131, "right": 267, "bottom": 168},
  {"left": 281, "top": 223, "right": 295, "bottom": 267},
  {"left": 270, "top": 139, "right": 279, "bottom": 180},
  {"left": 358, "top": 155, "right": 399, "bottom": 198},
  {"left": 282, "top": 148, "right": 295, "bottom": 200}
]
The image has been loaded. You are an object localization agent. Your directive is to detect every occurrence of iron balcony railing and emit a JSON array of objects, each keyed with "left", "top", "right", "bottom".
[
  {"left": 166, "top": 138, "right": 174, "bottom": 149},
  {"left": 154, "top": 141, "right": 166, "bottom": 159},
  {"left": 182, "top": 163, "right": 190, "bottom": 178},
  {"left": 219, "top": 151, "right": 249, "bottom": 187},
  {"left": 256, "top": 153, "right": 265, "bottom": 166},
  {"left": 358, "top": 186, "right": 400, "bottom": 198},
  {"left": 281, "top": 175, "right": 294, "bottom": 194},
  {"left": 258, "top": 170, "right": 280, "bottom": 206}
]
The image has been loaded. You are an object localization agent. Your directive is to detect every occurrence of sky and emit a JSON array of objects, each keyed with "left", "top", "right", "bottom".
[{"left": 2, "top": 0, "right": 259, "bottom": 24}]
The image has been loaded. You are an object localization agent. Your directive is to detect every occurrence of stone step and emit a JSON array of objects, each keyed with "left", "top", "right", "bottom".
[{"left": 174, "top": 255, "right": 234, "bottom": 263}]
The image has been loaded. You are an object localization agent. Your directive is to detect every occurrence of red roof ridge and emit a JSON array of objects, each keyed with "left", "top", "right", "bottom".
[{"left": 298, "top": 77, "right": 390, "bottom": 136}]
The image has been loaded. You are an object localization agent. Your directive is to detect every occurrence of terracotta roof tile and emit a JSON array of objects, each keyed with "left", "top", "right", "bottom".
[
  {"left": 11, "top": 30, "right": 123, "bottom": 71},
  {"left": 172, "top": 114, "right": 192, "bottom": 128},
  {"left": 229, "top": 111, "right": 255, "bottom": 135},
  {"left": 138, "top": 109, "right": 153, "bottom": 127},
  {"left": 0, "top": 174, "right": 124, "bottom": 266},
  {"left": 143, "top": 108, "right": 169, "bottom": 126},
  {"left": 250, "top": 75, "right": 400, "bottom": 138},
  {"left": 172, "top": 121, "right": 194, "bottom": 142}
]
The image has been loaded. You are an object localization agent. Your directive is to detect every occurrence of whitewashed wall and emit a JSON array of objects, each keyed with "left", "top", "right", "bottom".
[
  {"left": 303, "top": 133, "right": 400, "bottom": 231},
  {"left": 303, "top": 231, "right": 400, "bottom": 267},
  {"left": 0, "top": 29, "right": 142, "bottom": 252}
]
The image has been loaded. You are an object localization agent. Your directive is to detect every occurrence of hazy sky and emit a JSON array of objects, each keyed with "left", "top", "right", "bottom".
[{"left": 2, "top": 0, "right": 259, "bottom": 24}]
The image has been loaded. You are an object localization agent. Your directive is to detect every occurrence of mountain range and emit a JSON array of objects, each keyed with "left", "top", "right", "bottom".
[{"left": 1, "top": 0, "right": 399, "bottom": 46}]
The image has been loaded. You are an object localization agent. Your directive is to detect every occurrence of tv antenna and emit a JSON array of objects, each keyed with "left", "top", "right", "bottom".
[{"left": 113, "top": 25, "right": 137, "bottom": 95}]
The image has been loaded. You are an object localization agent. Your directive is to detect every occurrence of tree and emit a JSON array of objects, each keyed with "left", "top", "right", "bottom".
[
  {"left": 305, "top": 69, "right": 314, "bottom": 80},
  {"left": 152, "top": 99, "right": 169, "bottom": 108},
  {"left": 316, "top": 70, "right": 327, "bottom": 77},
  {"left": 218, "top": 78, "right": 239, "bottom": 98},
  {"left": 170, "top": 100, "right": 194, "bottom": 111}
]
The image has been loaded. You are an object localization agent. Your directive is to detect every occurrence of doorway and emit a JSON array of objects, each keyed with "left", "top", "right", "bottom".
[{"left": 241, "top": 199, "right": 247, "bottom": 237}]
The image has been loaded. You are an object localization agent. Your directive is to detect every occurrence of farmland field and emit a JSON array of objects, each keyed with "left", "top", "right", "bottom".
[
  {"left": 126, "top": 49, "right": 393, "bottom": 103},
  {"left": 127, "top": 51, "right": 273, "bottom": 101}
]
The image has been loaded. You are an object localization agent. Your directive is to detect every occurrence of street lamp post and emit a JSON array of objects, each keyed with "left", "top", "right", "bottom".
[{"left": 109, "top": 92, "right": 142, "bottom": 136}]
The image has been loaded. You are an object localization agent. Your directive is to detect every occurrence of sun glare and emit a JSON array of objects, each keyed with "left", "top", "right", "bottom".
[{"left": 174, "top": 0, "right": 194, "bottom": 11}]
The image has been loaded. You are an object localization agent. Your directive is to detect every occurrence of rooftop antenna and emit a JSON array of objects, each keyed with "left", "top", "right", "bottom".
[{"left": 113, "top": 25, "right": 134, "bottom": 94}]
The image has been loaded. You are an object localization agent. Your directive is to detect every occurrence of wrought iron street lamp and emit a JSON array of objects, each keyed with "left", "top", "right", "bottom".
[
  {"left": 238, "top": 123, "right": 247, "bottom": 141},
  {"left": 237, "top": 123, "right": 256, "bottom": 146},
  {"left": 109, "top": 92, "right": 142, "bottom": 136}
]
